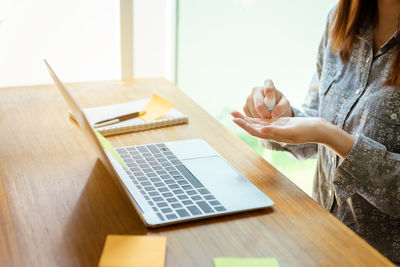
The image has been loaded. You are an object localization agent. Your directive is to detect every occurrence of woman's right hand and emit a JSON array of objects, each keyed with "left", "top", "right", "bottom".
[{"left": 244, "top": 79, "right": 293, "bottom": 119}]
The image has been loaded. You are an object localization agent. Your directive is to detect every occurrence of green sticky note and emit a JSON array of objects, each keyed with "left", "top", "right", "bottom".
[
  {"left": 94, "top": 130, "right": 128, "bottom": 170},
  {"left": 214, "top": 258, "right": 279, "bottom": 267}
]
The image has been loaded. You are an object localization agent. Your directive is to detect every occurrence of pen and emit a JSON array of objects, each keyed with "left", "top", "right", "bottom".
[{"left": 93, "top": 110, "right": 146, "bottom": 128}]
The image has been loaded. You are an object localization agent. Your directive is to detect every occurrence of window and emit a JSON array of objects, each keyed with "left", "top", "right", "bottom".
[{"left": 176, "top": 0, "right": 337, "bottom": 195}]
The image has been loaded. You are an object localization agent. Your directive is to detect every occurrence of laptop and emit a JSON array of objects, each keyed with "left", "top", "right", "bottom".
[{"left": 45, "top": 60, "right": 273, "bottom": 227}]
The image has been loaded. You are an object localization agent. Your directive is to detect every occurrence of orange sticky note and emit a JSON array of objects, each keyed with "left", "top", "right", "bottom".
[
  {"left": 98, "top": 235, "right": 167, "bottom": 267},
  {"left": 140, "top": 94, "right": 174, "bottom": 121}
]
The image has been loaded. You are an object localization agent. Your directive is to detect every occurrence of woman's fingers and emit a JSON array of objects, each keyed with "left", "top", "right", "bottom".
[
  {"left": 232, "top": 111, "right": 261, "bottom": 125},
  {"left": 232, "top": 111, "right": 280, "bottom": 140},
  {"left": 231, "top": 111, "right": 246, "bottom": 119},
  {"left": 233, "top": 117, "right": 285, "bottom": 141},
  {"left": 243, "top": 105, "right": 251, "bottom": 117},
  {"left": 263, "top": 80, "right": 275, "bottom": 100},
  {"left": 263, "top": 80, "right": 276, "bottom": 113},
  {"left": 244, "top": 86, "right": 273, "bottom": 118},
  {"left": 244, "top": 79, "right": 293, "bottom": 120},
  {"left": 232, "top": 118, "right": 264, "bottom": 138},
  {"left": 265, "top": 80, "right": 284, "bottom": 104},
  {"left": 245, "top": 88, "right": 259, "bottom": 117},
  {"left": 254, "top": 85, "right": 271, "bottom": 118},
  {"left": 231, "top": 111, "right": 274, "bottom": 125},
  {"left": 271, "top": 95, "right": 291, "bottom": 119}
]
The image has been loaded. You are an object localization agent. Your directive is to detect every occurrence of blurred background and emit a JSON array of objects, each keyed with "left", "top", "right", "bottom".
[{"left": 0, "top": 0, "right": 337, "bottom": 195}]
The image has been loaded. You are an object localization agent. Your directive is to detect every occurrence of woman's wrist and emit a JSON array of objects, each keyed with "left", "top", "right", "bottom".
[{"left": 317, "top": 119, "right": 355, "bottom": 159}]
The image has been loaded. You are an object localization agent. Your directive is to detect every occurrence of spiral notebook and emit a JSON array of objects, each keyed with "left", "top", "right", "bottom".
[{"left": 83, "top": 96, "right": 188, "bottom": 136}]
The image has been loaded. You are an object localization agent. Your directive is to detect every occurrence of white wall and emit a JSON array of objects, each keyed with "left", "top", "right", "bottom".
[
  {"left": 0, "top": 0, "right": 175, "bottom": 87},
  {"left": 0, "top": 0, "right": 121, "bottom": 87}
]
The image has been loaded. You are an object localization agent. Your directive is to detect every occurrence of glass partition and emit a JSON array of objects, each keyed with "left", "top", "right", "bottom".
[{"left": 176, "top": 0, "right": 337, "bottom": 195}]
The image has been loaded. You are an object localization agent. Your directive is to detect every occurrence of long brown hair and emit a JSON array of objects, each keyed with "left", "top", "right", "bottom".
[{"left": 330, "top": 0, "right": 400, "bottom": 87}]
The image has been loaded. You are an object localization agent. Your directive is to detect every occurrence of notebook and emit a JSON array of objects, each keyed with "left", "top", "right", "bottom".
[{"left": 83, "top": 96, "right": 188, "bottom": 136}]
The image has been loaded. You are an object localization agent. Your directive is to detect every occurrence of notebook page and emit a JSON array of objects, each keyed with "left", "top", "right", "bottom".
[{"left": 84, "top": 98, "right": 149, "bottom": 126}]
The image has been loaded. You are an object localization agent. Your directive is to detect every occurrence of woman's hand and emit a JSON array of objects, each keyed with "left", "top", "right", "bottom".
[
  {"left": 231, "top": 111, "right": 324, "bottom": 144},
  {"left": 244, "top": 79, "right": 293, "bottom": 119},
  {"left": 231, "top": 111, "right": 356, "bottom": 158}
]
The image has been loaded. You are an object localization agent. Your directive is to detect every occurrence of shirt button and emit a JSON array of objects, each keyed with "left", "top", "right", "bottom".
[
  {"left": 391, "top": 113, "right": 398, "bottom": 120},
  {"left": 328, "top": 190, "right": 333, "bottom": 197},
  {"left": 355, "top": 89, "right": 360, "bottom": 95},
  {"left": 366, "top": 57, "right": 371, "bottom": 63}
]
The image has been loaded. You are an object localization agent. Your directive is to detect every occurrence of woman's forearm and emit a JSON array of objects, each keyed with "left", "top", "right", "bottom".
[{"left": 317, "top": 120, "right": 356, "bottom": 159}]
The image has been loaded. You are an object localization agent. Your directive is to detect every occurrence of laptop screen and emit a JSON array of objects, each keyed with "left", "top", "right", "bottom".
[{"left": 44, "top": 60, "right": 117, "bottom": 176}]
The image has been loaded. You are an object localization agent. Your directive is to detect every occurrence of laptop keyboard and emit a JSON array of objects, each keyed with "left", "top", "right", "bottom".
[{"left": 116, "top": 143, "right": 227, "bottom": 221}]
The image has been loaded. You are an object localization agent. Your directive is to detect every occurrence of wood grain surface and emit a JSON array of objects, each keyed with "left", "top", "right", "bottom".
[{"left": 0, "top": 79, "right": 394, "bottom": 266}]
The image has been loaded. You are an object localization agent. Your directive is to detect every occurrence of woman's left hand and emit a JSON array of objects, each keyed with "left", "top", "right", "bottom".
[
  {"left": 231, "top": 111, "right": 356, "bottom": 158},
  {"left": 231, "top": 111, "right": 325, "bottom": 144}
]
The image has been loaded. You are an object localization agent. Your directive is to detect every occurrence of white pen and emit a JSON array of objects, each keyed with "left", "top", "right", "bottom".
[{"left": 263, "top": 80, "right": 276, "bottom": 111}]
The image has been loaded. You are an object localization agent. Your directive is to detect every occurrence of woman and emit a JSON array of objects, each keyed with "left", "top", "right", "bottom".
[{"left": 232, "top": 0, "right": 400, "bottom": 264}]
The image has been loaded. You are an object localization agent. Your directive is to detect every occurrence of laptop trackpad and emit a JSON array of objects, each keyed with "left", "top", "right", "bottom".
[{"left": 182, "top": 156, "right": 271, "bottom": 210}]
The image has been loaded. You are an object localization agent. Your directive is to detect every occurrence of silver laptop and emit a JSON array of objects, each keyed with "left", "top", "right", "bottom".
[{"left": 45, "top": 60, "right": 273, "bottom": 227}]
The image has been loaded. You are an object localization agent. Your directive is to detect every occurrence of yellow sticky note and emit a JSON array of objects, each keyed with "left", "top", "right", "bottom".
[
  {"left": 140, "top": 94, "right": 174, "bottom": 121},
  {"left": 214, "top": 257, "right": 279, "bottom": 267},
  {"left": 94, "top": 130, "right": 128, "bottom": 170},
  {"left": 98, "top": 235, "right": 167, "bottom": 267}
]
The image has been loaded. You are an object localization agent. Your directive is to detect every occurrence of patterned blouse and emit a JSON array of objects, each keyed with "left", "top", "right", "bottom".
[{"left": 261, "top": 10, "right": 400, "bottom": 264}]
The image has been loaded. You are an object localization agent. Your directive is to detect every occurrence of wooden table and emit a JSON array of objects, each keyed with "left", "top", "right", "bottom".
[{"left": 0, "top": 79, "right": 394, "bottom": 267}]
